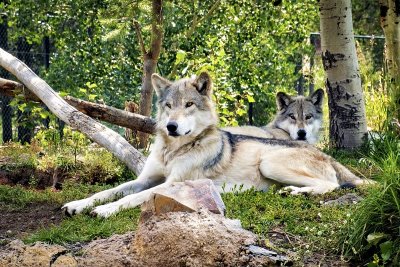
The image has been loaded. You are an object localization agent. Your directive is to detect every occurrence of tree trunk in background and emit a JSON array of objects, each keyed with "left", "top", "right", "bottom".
[
  {"left": 0, "top": 6, "right": 13, "bottom": 143},
  {"left": 137, "top": 0, "right": 163, "bottom": 149},
  {"left": 379, "top": 0, "right": 400, "bottom": 123},
  {"left": 319, "top": 0, "right": 368, "bottom": 149},
  {"left": 379, "top": 0, "right": 400, "bottom": 80}
]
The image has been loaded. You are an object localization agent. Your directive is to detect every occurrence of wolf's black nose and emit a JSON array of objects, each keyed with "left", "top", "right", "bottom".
[
  {"left": 297, "top": 129, "right": 306, "bottom": 139},
  {"left": 167, "top": 121, "right": 178, "bottom": 132}
]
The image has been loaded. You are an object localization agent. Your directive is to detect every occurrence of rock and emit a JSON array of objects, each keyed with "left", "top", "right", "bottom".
[
  {"left": 134, "top": 208, "right": 285, "bottom": 266},
  {"left": 0, "top": 240, "right": 76, "bottom": 267},
  {"left": 76, "top": 232, "right": 138, "bottom": 267},
  {"left": 323, "top": 193, "right": 363, "bottom": 206},
  {"left": 247, "top": 245, "right": 290, "bottom": 263},
  {"left": 141, "top": 179, "right": 225, "bottom": 221}
]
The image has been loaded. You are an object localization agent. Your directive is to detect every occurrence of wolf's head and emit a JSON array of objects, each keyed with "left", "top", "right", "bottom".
[
  {"left": 274, "top": 89, "right": 324, "bottom": 144},
  {"left": 151, "top": 72, "right": 218, "bottom": 139}
]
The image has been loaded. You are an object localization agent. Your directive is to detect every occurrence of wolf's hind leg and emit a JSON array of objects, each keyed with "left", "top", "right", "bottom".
[{"left": 258, "top": 159, "right": 339, "bottom": 195}]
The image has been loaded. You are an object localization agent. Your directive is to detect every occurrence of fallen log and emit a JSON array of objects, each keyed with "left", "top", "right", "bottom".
[
  {"left": 0, "top": 77, "right": 157, "bottom": 134},
  {"left": 0, "top": 48, "right": 146, "bottom": 175}
]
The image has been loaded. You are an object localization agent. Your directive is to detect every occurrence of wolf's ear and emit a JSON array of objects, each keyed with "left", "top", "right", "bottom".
[
  {"left": 152, "top": 73, "right": 172, "bottom": 98},
  {"left": 276, "top": 92, "right": 291, "bottom": 111},
  {"left": 309, "top": 89, "right": 324, "bottom": 108},
  {"left": 194, "top": 72, "right": 212, "bottom": 97}
]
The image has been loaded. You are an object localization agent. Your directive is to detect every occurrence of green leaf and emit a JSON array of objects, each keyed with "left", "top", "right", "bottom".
[
  {"left": 380, "top": 241, "right": 393, "bottom": 262},
  {"left": 247, "top": 95, "right": 255, "bottom": 103},
  {"left": 367, "top": 233, "right": 387, "bottom": 246},
  {"left": 176, "top": 50, "right": 186, "bottom": 64}
]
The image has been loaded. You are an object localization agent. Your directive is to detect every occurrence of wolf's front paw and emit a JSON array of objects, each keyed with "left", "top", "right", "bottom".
[
  {"left": 90, "top": 203, "right": 119, "bottom": 218},
  {"left": 62, "top": 199, "right": 93, "bottom": 216}
]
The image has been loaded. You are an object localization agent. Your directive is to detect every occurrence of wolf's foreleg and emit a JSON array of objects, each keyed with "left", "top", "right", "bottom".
[
  {"left": 62, "top": 152, "right": 164, "bottom": 216},
  {"left": 91, "top": 180, "right": 174, "bottom": 217}
]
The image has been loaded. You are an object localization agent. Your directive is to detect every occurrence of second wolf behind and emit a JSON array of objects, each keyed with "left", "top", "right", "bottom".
[{"left": 225, "top": 89, "right": 324, "bottom": 144}]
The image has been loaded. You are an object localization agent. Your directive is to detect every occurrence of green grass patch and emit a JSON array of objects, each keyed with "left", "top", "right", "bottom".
[
  {"left": 0, "top": 182, "right": 112, "bottom": 211},
  {"left": 25, "top": 208, "right": 141, "bottom": 244},
  {"left": 223, "top": 186, "right": 354, "bottom": 255}
]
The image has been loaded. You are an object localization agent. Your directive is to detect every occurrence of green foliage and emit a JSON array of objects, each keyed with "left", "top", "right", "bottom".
[
  {"left": 339, "top": 130, "right": 400, "bottom": 265},
  {"left": 0, "top": 143, "right": 38, "bottom": 171}
]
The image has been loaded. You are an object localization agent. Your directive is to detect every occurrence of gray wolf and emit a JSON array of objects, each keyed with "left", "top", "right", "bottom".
[
  {"left": 62, "top": 73, "right": 371, "bottom": 218},
  {"left": 224, "top": 89, "right": 324, "bottom": 144}
]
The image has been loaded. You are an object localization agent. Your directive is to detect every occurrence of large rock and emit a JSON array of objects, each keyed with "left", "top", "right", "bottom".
[
  {"left": 133, "top": 208, "right": 285, "bottom": 267},
  {"left": 141, "top": 179, "right": 225, "bottom": 220}
]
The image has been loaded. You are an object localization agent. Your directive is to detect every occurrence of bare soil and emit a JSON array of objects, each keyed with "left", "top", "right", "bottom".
[{"left": 0, "top": 202, "right": 63, "bottom": 242}]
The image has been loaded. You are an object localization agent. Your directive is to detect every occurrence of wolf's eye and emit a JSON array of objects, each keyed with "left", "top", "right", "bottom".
[
  {"left": 289, "top": 114, "right": 296, "bottom": 120},
  {"left": 166, "top": 103, "right": 171, "bottom": 108},
  {"left": 185, "top": 102, "right": 194, "bottom": 108},
  {"left": 305, "top": 114, "right": 313, "bottom": 120}
]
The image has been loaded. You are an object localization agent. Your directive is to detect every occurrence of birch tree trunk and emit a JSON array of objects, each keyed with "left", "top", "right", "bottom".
[
  {"left": 319, "top": 0, "right": 368, "bottom": 149},
  {"left": 0, "top": 48, "right": 146, "bottom": 175}
]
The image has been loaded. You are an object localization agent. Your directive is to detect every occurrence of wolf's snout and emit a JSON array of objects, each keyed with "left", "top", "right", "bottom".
[
  {"left": 297, "top": 129, "right": 306, "bottom": 140},
  {"left": 167, "top": 121, "right": 178, "bottom": 133}
]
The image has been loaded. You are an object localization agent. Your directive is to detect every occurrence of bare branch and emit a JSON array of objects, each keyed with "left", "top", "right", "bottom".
[
  {"left": 0, "top": 77, "right": 157, "bottom": 134},
  {"left": 0, "top": 50, "right": 146, "bottom": 175},
  {"left": 134, "top": 20, "right": 147, "bottom": 56}
]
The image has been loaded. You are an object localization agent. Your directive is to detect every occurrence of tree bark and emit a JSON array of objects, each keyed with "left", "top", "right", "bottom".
[
  {"left": 379, "top": 0, "right": 400, "bottom": 122},
  {"left": 137, "top": 0, "right": 163, "bottom": 148},
  {"left": 0, "top": 48, "right": 146, "bottom": 175},
  {"left": 0, "top": 78, "right": 157, "bottom": 134},
  {"left": 379, "top": 0, "right": 400, "bottom": 80},
  {"left": 319, "top": 0, "right": 368, "bottom": 149}
]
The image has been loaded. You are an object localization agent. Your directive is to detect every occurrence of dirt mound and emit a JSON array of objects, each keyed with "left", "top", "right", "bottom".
[{"left": 0, "top": 210, "right": 287, "bottom": 267}]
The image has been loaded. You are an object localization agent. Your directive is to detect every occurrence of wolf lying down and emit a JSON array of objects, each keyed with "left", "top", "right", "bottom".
[
  {"left": 224, "top": 88, "right": 325, "bottom": 144},
  {"left": 62, "top": 72, "right": 372, "bottom": 218}
]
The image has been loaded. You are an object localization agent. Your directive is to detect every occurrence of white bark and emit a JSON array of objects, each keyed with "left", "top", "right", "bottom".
[
  {"left": 319, "top": 0, "right": 368, "bottom": 149},
  {"left": 0, "top": 48, "right": 146, "bottom": 175}
]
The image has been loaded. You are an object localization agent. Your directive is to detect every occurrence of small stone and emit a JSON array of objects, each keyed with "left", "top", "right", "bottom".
[
  {"left": 323, "top": 193, "right": 363, "bottom": 206},
  {"left": 6, "top": 230, "right": 13, "bottom": 237}
]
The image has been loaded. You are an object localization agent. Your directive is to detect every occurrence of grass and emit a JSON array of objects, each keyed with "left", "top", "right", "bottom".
[
  {"left": 339, "top": 131, "right": 400, "bottom": 266},
  {"left": 25, "top": 208, "right": 141, "bottom": 244},
  {"left": 222, "top": 186, "right": 358, "bottom": 258}
]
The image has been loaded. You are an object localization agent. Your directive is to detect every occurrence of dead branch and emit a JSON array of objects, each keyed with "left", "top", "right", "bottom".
[
  {"left": 0, "top": 77, "right": 157, "bottom": 134},
  {"left": 0, "top": 48, "right": 146, "bottom": 175}
]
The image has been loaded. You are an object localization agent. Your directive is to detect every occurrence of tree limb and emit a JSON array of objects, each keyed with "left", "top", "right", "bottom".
[
  {"left": 150, "top": 0, "right": 163, "bottom": 59},
  {"left": 0, "top": 48, "right": 146, "bottom": 175},
  {"left": 133, "top": 20, "right": 147, "bottom": 56},
  {"left": 0, "top": 77, "right": 157, "bottom": 134}
]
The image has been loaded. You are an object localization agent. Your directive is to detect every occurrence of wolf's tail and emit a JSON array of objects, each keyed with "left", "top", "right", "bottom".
[{"left": 331, "top": 160, "right": 376, "bottom": 187}]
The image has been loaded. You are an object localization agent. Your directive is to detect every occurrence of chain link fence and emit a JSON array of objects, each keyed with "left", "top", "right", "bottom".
[{"left": 0, "top": 14, "right": 52, "bottom": 144}]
